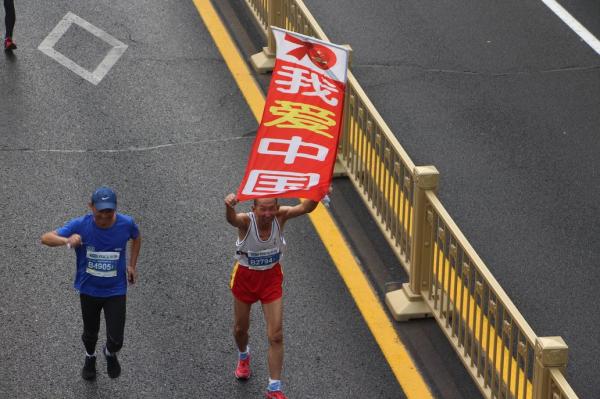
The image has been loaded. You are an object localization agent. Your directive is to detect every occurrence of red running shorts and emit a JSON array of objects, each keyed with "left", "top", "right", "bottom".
[{"left": 230, "top": 263, "right": 283, "bottom": 304}]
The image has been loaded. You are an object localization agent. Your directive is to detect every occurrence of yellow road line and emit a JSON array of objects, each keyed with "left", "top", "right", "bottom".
[
  {"left": 191, "top": 0, "right": 433, "bottom": 397},
  {"left": 192, "top": 0, "right": 264, "bottom": 120},
  {"left": 310, "top": 205, "right": 434, "bottom": 398}
]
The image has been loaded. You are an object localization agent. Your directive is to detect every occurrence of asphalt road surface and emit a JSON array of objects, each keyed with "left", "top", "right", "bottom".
[
  {"left": 302, "top": 0, "right": 600, "bottom": 398},
  {"left": 0, "top": 1, "right": 404, "bottom": 398}
]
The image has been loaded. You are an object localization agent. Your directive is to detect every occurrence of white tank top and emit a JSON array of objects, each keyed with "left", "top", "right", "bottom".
[{"left": 235, "top": 212, "right": 286, "bottom": 270}]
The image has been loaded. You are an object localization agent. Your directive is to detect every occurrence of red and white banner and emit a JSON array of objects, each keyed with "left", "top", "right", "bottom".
[{"left": 236, "top": 27, "right": 349, "bottom": 202}]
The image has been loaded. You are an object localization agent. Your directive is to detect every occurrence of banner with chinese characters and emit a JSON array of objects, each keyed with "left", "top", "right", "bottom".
[{"left": 236, "top": 27, "right": 349, "bottom": 202}]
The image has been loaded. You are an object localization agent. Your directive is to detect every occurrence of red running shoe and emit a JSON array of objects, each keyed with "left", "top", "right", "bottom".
[
  {"left": 265, "top": 391, "right": 287, "bottom": 399},
  {"left": 234, "top": 354, "right": 251, "bottom": 380},
  {"left": 4, "top": 37, "right": 17, "bottom": 51}
]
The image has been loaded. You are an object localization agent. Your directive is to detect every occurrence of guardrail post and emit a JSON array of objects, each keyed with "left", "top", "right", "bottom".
[
  {"left": 385, "top": 165, "right": 439, "bottom": 321},
  {"left": 533, "top": 336, "right": 569, "bottom": 399},
  {"left": 334, "top": 44, "right": 352, "bottom": 177},
  {"left": 250, "top": 0, "right": 281, "bottom": 73}
]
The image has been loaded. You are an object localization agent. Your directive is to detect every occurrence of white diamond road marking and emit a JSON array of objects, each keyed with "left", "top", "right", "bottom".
[{"left": 38, "top": 12, "right": 128, "bottom": 85}]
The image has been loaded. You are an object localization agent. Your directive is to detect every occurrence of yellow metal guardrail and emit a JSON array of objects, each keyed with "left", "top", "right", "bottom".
[
  {"left": 240, "top": 1, "right": 580, "bottom": 398},
  {"left": 549, "top": 368, "right": 580, "bottom": 399},
  {"left": 423, "top": 187, "right": 537, "bottom": 399}
]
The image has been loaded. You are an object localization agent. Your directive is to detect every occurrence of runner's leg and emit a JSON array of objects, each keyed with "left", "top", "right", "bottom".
[
  {"left": 103, "top": 295, "right": 126, "bottom": 354},
  {"left": 262, "top": 298, "right": 283, "bottom": 380},
  {"left": 80, "top": 294, "right": 103, "bottom": 355},
  {"left": 233, "top": 298, "right": 252, "bottom": 352},
  {"left": 4, "top": 0, "right": 15, "bottom": 37}
]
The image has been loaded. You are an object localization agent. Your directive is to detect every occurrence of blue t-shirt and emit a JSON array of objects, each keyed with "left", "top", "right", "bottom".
[{"left": 57, "top": 213, "right": 140, "bottom": 297}]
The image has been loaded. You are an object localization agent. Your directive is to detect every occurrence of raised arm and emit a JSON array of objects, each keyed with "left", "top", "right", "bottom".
[
  {"left": 278, "top": 198, "right": 319, "bottom": 225},
  {"left": 224, "top": 193, "right": 250, "bottom": 230}
]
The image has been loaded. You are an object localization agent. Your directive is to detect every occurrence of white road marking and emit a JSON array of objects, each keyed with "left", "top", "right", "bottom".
[
  {"left": 38, "top": 12, "right": 128, "bottom": 85},
  {"left": 541, "top": 0, "right": 600, "bottom": 55},
  {"left": 0, "top": 136, "right": 252, "bottom": 153}
]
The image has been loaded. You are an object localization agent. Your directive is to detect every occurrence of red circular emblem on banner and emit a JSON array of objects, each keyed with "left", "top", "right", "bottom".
[
  {"left": 307, "top": 45, "right": 336, "bottom": 70},
  {"left": 285, "top": 34, "right": 337, "bottom": 70}
]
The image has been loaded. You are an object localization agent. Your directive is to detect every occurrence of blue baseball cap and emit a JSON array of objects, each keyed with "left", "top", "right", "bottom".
[{"left": 91, "top": 187, "right": 117, "bottom": 211}]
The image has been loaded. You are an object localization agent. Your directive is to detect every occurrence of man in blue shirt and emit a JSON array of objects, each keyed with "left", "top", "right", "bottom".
[{"left": 41, "top": 187, "right": 141, "bottom": 380}]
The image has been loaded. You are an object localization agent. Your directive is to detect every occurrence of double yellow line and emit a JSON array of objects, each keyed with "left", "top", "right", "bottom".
[{"left": 191, "top": 0, "right": 433, "bottom": 397}]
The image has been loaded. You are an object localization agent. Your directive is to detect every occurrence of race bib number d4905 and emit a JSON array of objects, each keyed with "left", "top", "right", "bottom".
[{"left": 86, "top": 250, "right": 119, "bottom": 277}]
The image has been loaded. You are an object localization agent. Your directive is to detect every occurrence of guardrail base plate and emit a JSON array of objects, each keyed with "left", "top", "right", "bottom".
[
  {"left": 250, "top": 47, "right": 275, "bottom": 73},
  {"left": 385, "top": 285, "right": 432, "bottom": 322}
]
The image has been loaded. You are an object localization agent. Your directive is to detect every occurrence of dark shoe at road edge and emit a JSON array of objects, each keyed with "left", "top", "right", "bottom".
[
  {"left": 81, "top": 355, "right": 96, "bottom": 380},
  {"left": 104, "top": 346, "right": 121, "bottom": 379}
]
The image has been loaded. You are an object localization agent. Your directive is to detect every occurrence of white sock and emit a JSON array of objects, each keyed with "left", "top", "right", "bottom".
[
  {"left": 104, "top": 346, "right": 114, "bottom": 357},
  {"left": 86, "top": 351, "right": 96, "bottom": 358},
  {"left": 268, "top": 378, "right": 282, "bottom": 391},
  {"left": 238, "top": 345, "right": 249, "bottom": 359}
]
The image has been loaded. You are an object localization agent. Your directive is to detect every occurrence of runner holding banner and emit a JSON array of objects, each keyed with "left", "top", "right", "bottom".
[
  {"left": 228, "top": 28, "right": 348, "bottom": 398},
  {"left": 237, "top": 27, "right": 349, "bottom": 202}
]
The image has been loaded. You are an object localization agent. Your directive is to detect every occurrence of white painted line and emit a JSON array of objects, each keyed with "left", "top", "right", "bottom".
[
  {"left": 0, "top": 136, "right": 253, "bottom": 153},
  {"left": 541, "top": 0, "right": 600, "bottom": 56},
  {"left": 38, "top": 12, "right": 128, "bottom": 85}
]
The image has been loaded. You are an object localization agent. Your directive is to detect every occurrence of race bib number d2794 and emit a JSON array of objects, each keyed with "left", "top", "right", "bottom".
[
  {"left": 247, "top": 248, "right": 281, "bottom": 267},
  {"left": 86, "top": 250, "right": 119, "bottom": 277}
]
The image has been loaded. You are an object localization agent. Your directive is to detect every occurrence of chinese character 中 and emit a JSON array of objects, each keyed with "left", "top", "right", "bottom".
[{"left": 258, "top": 136, "right": 329, "bottom": 165}]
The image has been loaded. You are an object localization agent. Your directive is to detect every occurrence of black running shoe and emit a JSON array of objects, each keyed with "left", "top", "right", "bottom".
[
  {"left": 81, "top": 355, "right": 96, "bottom": 380},
  {"left": 104, "top": 346, "right": 121, "bottom": 378}
]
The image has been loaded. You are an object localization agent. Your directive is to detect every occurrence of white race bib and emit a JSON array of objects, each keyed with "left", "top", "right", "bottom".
[
  {"left": 246, "top": 247, "right": 281, "bottom": 267},
  {"left": 86, "top": 250, "right": 119, "bottom": 277}
]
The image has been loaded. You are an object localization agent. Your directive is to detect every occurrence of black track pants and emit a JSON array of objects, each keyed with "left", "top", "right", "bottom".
[
  {"left": 80, "top": 294, "right": 126, "bottom": 355},
  {"left": 3, "top": 0, "right": 15, "bottom": 38}
]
